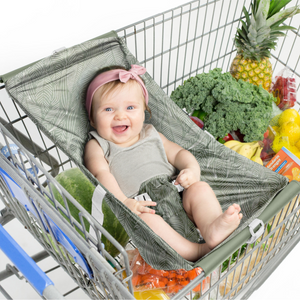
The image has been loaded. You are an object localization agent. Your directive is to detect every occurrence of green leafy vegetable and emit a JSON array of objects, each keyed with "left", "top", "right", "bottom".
[{"left": 170, "top": 68, "right": 275, "bottom": 142}]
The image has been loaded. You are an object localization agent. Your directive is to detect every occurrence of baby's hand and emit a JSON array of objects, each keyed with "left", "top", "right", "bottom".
[
  {"left": 123, "top": 197, "right": 156, "bottom": 216},
  {"left": 175, "top": 168, "right": 199, "bottom": 189}
]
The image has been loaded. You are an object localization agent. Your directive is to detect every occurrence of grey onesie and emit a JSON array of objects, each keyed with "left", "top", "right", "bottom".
[{"left": 89, "top": 124, "right": 177, "bottom": 198}]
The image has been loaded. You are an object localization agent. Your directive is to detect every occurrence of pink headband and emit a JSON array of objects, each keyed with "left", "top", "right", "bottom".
[{"left": 86, "top": 64, "right": 148, "bottom": 119}]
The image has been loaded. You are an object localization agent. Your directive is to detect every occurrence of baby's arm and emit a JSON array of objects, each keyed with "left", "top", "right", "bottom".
[
  {"left": 84, "top": 139, "right": 156, "bottom": 215},
  {"left": 158, "top": 133, "right": 200, "bottom": 189}
]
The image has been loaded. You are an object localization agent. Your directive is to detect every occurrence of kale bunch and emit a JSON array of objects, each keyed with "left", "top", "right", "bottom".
[{"left": 170, "top": 68, "right": 275, "bottom": 142}]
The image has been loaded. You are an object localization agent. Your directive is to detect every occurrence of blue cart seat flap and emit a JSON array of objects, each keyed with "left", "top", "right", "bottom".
[
  {"left": 44, "top": 214, "right": 93, "bottom": 278},
  {"left": 1, "top": 144, "right": 39, "bottom": 178},
  {"left": 0, "top": 223, "right": 54, "bottom": 296},
  {"left": 0, "top": 168, "right": 93, "bottom": 279},
  {"left": 0, "top": 168, "right": 37, "bottom": 215}
]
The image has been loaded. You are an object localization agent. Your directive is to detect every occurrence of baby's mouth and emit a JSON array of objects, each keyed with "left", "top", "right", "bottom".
[{"left": 113, "top": 125, "right": 129, "bottom": 133}]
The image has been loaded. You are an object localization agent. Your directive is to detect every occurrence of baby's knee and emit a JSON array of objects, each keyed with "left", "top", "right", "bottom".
[{"left": 189, "top": 181, "right": 212, "bottom": 193}]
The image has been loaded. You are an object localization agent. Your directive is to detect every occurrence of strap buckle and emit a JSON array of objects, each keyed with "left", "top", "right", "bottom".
[
  {"left": 135, "top": 193, "right": 152, "bottom": 201},
  {"left": 247, "top": 219, "right": 264, "bottom": 244}
]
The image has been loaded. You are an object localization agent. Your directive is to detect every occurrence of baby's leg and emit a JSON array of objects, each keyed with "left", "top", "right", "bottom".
[
  {"left": 139, "top": 213, "right": 210, "bottom": 262},
  {"left": 182, "top": 181, "right": 242, "bottom": 250}
]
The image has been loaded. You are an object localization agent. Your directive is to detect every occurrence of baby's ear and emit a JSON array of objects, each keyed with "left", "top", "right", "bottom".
[{"left": 89, "top": 116, "right": 96, "bottom": 129}]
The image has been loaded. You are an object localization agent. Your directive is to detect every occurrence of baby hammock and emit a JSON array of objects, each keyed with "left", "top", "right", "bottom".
[{"left": 3, "top": 31, "right": 292, "bottom": 271}]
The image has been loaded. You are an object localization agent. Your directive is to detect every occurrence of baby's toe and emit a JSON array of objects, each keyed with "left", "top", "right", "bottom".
[
  {"left": 226, "top": 205, "right": 237, "bottom": 215},
  {"left": 232, "top": 203, "right": 241, "bottom": 212}
]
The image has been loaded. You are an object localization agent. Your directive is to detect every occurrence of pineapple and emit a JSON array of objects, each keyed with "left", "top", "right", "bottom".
[{"left": 230, "top": 0, "right": 300, "bottom": 91}]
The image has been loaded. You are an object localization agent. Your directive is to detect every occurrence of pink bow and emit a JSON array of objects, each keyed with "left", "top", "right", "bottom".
[
  {"left": 86, "top": 64, "right": 149, "bottom": 119},
  {"left": 119, "top": 65, "right": 147, "bottom": 83}
]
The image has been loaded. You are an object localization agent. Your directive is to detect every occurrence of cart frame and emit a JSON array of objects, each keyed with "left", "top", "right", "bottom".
[{"left": 0, "top": 0, "right": 300, "bottom": 299}]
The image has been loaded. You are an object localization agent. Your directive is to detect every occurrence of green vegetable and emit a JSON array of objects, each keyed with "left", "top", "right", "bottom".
[
  {"left": 170, "top": 68, "right": 275, "bottom": 142},
  {"left": 192, "top": 109, "right": 207, "bottom": 121},
  {"left": 48, "top": 168, "right": 129, "bottom": 257}
]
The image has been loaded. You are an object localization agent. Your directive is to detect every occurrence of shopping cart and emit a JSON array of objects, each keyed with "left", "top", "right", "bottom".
[{"left": 0, "top": 0, "right": 300, "bottom": 299}]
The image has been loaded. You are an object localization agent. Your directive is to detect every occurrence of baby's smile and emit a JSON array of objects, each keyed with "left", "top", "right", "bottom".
[{"left": 112, "top": 125, "right": 129, "bottom": 133}]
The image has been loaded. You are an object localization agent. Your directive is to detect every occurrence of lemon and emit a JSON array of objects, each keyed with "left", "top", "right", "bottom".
[
  {"left": 296, "top": 140, "right": 300, "bottom": 150},
  {"left": 289, "top": 146, "right": 300, "bottom": 155},
  {"left": 279, "top": 122, "right": 300, "bottom": 145},
  {"left": 278, "top": 109, "right": 300, "bottom": 127},
  {"left": 271, "top": 134, "right": 290, "bottom": 153},
  {"left": 293, "top": 152, "right": 300, "bottom": 160}
]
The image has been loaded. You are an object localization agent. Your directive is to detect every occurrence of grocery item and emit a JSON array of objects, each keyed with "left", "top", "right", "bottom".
[
  {"left": 218, "top": 133, "right": 235, "bottom": 144},
  {"left": 129, "top": 249, "right": 209, "bottom": 295},
  {"left": 260, "top": 127, "right": 276, "bottom": 165},
  {"left": 134, "top": 289, "right": 170, "bottom": 300},
  {"left": 270, "top": 68, "right": 297, "bottom": 110},
  {"left": 269, "top": 109, "right": 300, "bottom": 156},
  {"left": 224, "top": 140, "right": 263, "bottom": 162},
  {"left": 192, "top": 109, "right": 207, "bottom": 121},
  {"left": 170, "top": 68, "right": 275, "bottom": 142},
  {"left": 266, "top": 147, "right": 300, "bottom": 182},
  {"left": 250, "top": 147, "right": 264, "bottom": 165},
  {"left": 48, "top": 168, "right": 129, "bottom": 257},
  {"left": 230, "top": 0, "right": 300, "bottom": 91},
  {"left": 278, "top": 108, "right": 300, "bottom": 127},
  {"left": 280, "top": 122, "right": 300, "bottom": 145},
  {"left": 189, "top": 116, "right": 204, "bottom": 129}
]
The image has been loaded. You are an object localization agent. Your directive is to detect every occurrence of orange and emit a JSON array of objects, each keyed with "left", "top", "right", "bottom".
[
  {"left": 279, "top": 122, "right": 300, "bottom": 145},
  {"left": 278, "top": 109, "right": 300, "bottom": 127}
]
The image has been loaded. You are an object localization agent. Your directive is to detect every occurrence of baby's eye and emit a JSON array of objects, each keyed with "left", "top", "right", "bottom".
[
  {"left": 105, "top": 108, "right": 112, "bottom": 112},
  {"left": 127, "top": 106, "right": 134, "bottom": 110}
]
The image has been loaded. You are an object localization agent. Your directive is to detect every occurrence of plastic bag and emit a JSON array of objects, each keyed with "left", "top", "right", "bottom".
[
  {"left": 267, "top": 109, "right": 300, "bottom": 159},
  {"left": 260, "top": 126, "right": 276, "bottom": 165},
  {"left": 270, "top": 67, "right": 297, "bottom": 111},
  {"left": 129, "top": 249, "right": 210, "bottom": 295}
]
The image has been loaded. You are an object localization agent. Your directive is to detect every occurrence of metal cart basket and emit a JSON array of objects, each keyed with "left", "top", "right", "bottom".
[{"left": 0, "top": 0, "right": 300, "bottom": 299}]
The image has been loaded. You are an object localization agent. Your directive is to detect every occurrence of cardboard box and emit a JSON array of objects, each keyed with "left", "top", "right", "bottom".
[{"left": 265, "top": 147, "right": 300, "bottom": 182}]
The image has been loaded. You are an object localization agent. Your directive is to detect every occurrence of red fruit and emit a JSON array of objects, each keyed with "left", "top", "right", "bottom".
[
  {"left": 260, "top": 150, "right": 269, "bottom": 161},
  {"left": 189, "top": 116, "right": 204, "bottom": 129},
  {"left": 263, "top": 138, "right": 272, "bottom": 152},
  {"left": 218, "top": 133, "right": 235, "bottom": 144},
  {"left": 271, "top": 74, "right": 297, "bottom": 111},
  {"left": 263, "top": 130, "right": 269, "bottom": 139},
  {"left": 223, "top": 133, "right": 234, "bottom": 142}
]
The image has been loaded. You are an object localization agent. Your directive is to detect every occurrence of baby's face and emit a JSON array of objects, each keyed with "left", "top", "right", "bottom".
[{"left": 91, "top": 81, "right": 145, "bottom": 147}]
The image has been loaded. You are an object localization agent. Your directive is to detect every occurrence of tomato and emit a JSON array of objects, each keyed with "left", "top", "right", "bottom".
[{"left": 218, "top": 133, "right": 234, "bottom": 144}]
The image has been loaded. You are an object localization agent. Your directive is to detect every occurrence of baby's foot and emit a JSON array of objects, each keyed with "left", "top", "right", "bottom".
[{"left": 205, "top": 204, "right": 242, "bottom": 249}]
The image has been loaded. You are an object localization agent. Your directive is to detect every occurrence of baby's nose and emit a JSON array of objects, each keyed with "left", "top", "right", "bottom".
[{"left": 115, "top": 110, "right": 127, "bottom": 120}]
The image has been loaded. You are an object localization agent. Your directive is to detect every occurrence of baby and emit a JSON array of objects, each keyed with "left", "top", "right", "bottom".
[{"left": 84, "top": 65, "right": 242, "bottom": 262}]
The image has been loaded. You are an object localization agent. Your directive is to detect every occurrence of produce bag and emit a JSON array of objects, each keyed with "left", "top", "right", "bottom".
[
  {"left": 268, "top": 109, "right": 300, "bottom": 159},
  {"left": 270, "top": 67, "right": 297, "bottom": 110},
  {"left": 129, "top": 249, "right": 210, "bottom": 295}
]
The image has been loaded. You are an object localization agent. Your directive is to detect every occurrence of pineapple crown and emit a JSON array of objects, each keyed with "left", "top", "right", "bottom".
[{"left": 234, "top": 0, "right": 300, "bottom": 61}]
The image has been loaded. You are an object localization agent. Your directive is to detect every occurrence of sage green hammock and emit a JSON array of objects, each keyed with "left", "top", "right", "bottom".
[{"left": 3, "top": 32, "right": 289, "bottom": 271}]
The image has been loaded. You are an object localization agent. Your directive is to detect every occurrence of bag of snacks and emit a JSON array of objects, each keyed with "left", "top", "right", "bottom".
[{"left": 128, "top": 249, "right": 210, "bottom": 296}]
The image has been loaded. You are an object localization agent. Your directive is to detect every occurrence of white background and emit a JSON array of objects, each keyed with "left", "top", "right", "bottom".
[{"left": 0, "top": 1, "right": 299, "bottom": 299}]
